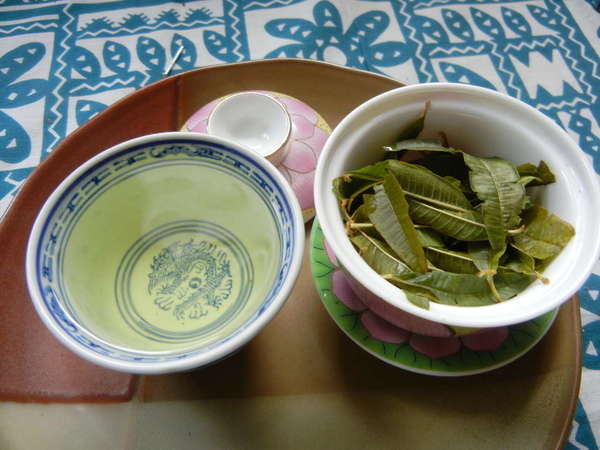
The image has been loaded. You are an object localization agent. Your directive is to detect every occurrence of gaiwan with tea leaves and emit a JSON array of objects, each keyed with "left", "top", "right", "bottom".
[{"left": 333, "top": 102, "right": 575, "bottom": 310}]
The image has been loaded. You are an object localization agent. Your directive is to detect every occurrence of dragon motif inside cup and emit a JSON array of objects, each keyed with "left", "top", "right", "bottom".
[{"left": 148, "top": 240, "right": 233, "bottom": 321}]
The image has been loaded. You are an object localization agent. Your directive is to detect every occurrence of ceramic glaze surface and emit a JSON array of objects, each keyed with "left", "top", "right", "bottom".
[
  {"left": 27, "top": 134, "right": 303, "bottom": 372},
  {"left": 207, "top": 92, "right": 291, "bottom": 161},
  {"left": 59, "top": 154, "right": 276, "bottom": 352},
  {"left": 314, "top": 83, "right": 600, "bottom": 329},
  {"left": 183, "top": 91, "right": 330, "bottom": 222},
  {"left": 311, "top": 220, "right": 557, "bottom": 376}
]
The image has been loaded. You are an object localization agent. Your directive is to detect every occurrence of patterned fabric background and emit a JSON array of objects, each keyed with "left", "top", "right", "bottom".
[{"left": 0, "top": 0, "right": 598, "bottom": 447}]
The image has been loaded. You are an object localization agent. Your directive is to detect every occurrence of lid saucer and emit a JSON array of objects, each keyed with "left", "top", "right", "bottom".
[{"left": 182, "top": 90, "right": 331, "bottom": 222}]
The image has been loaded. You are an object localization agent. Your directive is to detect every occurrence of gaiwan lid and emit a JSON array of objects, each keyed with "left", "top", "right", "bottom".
[{"left": 182, "top": 90, "right": 331, "bottom": 222}]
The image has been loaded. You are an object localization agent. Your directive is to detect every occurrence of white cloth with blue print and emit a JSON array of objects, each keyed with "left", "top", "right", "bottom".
[{"left": 0, "top": 0, "right": 599, "bottom": 448}]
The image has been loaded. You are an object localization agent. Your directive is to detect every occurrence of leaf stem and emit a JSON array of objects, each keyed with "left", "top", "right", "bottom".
[
  {"left": 347, "top": 173, "right": 380, "bottom": 182},
  {"left": 477, "top": 269, "right": 497, "bottom": 277},
  {"left": 535, "top": 271, "right": 550, "bottom": 285},
  {"left": 346, "top": 171, "right": 472, "bottom": 213},
  {"left": 412, "top": 200, "right": 487, "bottom": 228},
  {"left": 357, "top": 230, "right": 411, "bottom": 272},
  {"left": 339, "top": 200, "right": 352, "bottom": 223},
  {"left": 507, "top": 225, "right": 526, "bottom": 235},
  {"left": 486, "top": 276, "right": 505, "bottom": 302},
  {"left": 427, "top": 246, "right": 475, "bottom": 263},
  {"left": 426, "top": 262, "right": 444, "bottom": 272},
  {"left": 404, "top": 192, "right": 471, "bottom": 213},
  {"left": 349, "top": 223, "right": 375, "bottom": 229}
]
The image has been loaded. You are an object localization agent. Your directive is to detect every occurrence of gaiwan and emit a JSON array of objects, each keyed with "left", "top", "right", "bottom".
[{"left": 26, "top": 132, "right": 304, "bottom": 374}]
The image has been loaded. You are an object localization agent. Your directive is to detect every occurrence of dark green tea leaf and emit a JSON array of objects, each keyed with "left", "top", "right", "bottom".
[
  {"left": 406, "top": 293, "right": 430, "bottom": 309},
  {"left": 535, "top": 161, "right": 556, "bottom": 185},
  {"left": 494, "top": 269, "right": 536, "bottom": 299},
  {"left": 350, "top": 203, "right": 371, "bottom": 224},
  {"left": 467, "top": 241, "right": 505, "bottom": 273},
  {"left": 416, "top": 227, "right": 446, "bottom": 248},
  {"left": 408, "top": 199, "right": 488, "bottom": 241},
  {"left": 518, "top": 175, "right": 538, "bottom": 186},
  {"left": 441, "top": 176, "right": 464, "bottom": 191},
  {"left": 517, "top": 160, "right": 556, "bottom": 186},
  {"left": 348, "top": 160, "right": 390, "bottom": 181},
  {"left": 385, "top": 138, "right": 459, "bottom": 153},
  {"left": 367, "top": 173, "right": 428, "bottom": 272},
  {"left": 503, "top": 245, "right": 536, "bottom": 275},
  {"left": 415, "top": 152, "right": 470, "bottom": 183},
  {"left": 347, "top": 180, "right": 380, "bottom": 212},
  {"left": 351, "top": 233, "right": 410, "bottom": 276},
  {"left": 534, "top": 255, "right": 555, "bottom": 274},
  {"left": 392, "top": 271, "right": 499, "bottom": 306},
  {"left": 394, "top": 101, "right": 430, "bottom": 142},
  {"left": 387, "top": 160, "right": 473, "bottom": 212},
  {"left": 332, "top": 177, "right": 347, "bottom": 202},
  {"left": 467, "top": 241, "right": 506, "bottom": 301},
  {"left": 333, "top": 175, "right": 367, "bottom": 200},
  {"left": 404, "top": 289, "right": 433, "bottom": 310},
  {"left": 511, "top": 205, "right": 575, "bottom": 259},
  {"left": 384, "top": 279, "right": 443, "bottom": 310},
  {"left": 516, "top": 162, "right": 538, "bottom": 177},
  {"left": 463, "top": 154, "right": 525, "bottom": 249},
  {"left": 425, "top": 247, "right": 479, "bottom": 274},
  {"left": 350, "top": 160, "right": 475, "bottom": 215}
]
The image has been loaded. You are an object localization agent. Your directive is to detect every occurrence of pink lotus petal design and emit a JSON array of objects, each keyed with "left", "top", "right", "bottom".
[
  {"left": 289, "top": 113, "right": 316, "bottom": 140},
  {"left": 183, "top": 99, "right": 218, "bottom": 132},
  {"left": 300, "top": 123, "right": 329, "bottom": 152},
  {"left": 325, "top": 237, "right": 510, "bottom": 360},
  {"left": 287, "top": 170, "right": 314, "bottom": 210},
  {"left": 281, "top": 140, "right": 317, "bottom": 173},
  {"left": 344, "top": 272, "right": 454, "bottom": 338},
  {"left": 332, "top": 269, "right": 367, "bottom": 312},
  {"left": 278, "top": 96, "right": 318, "bottom": 122},
  {"left": 409, "top": 334, "right": 462, "bottom": 359},
  {"left": 361, "top": 310, "right": 410, "bottom": 344},
  {"left": 460, "top": 327, "right": 509, "bottom": 352}
]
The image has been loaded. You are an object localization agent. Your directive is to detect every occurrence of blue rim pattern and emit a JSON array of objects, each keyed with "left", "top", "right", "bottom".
[{"left": 33, "top": 138, "right": 297, "bottom": 363}]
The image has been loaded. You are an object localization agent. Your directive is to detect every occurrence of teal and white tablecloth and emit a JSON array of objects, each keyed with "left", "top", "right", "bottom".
[{"left": 0, "top": 1, "right": 599, "bottom": 447}]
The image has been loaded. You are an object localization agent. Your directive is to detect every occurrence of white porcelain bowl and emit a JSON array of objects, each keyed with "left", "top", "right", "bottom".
[
  {"left": 26, "top": 132, "right": 304, "bottom": 374},
  {"left": 315, "top": 83, "right": 600, "bottom": 329}
]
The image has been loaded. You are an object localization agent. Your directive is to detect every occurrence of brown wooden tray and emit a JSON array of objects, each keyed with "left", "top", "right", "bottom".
[{"left": 0, "top": 60, "right": 580, "bottom": 449}]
